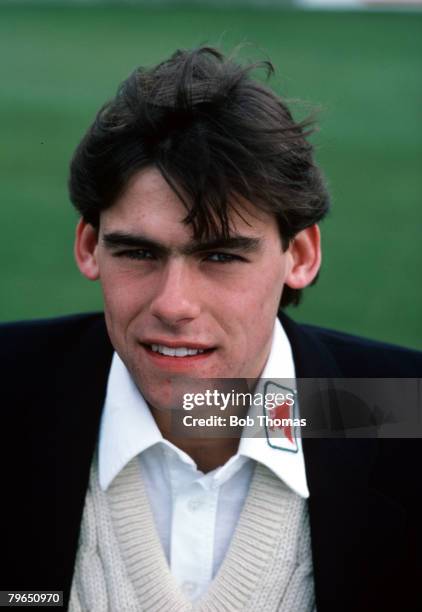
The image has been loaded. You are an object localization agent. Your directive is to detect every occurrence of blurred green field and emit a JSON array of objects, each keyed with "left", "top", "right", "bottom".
[{"left": 0, "top": 5, "right": 421, "bottom": 348}]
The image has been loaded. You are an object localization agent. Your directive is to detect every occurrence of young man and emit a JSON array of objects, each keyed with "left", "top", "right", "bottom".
[{"left": 2, "top": 47, "right": 421, "bottom": 611}]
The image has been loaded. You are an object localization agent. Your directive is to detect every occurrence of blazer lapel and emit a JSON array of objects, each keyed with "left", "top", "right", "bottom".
[
  {"left": 53, "top": 315, "right": 113, "bottom": 606},
  {"left": 279, "top": 314, "right": 407, "bottom": 611}
]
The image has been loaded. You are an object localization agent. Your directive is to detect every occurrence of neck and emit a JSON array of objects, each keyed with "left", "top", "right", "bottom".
[{"left": 149, "top": 405, "right": 240, "bottom": 472}]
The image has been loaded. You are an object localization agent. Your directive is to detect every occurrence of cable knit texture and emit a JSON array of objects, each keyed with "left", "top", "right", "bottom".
[{"left": 69, "top": 455, "right": 315, "bottom": 611}]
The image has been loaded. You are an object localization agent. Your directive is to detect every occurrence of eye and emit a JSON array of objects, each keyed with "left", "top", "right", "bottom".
[
  {"left": 205, "top": 252, "right": 244, "bottom": 263},
  {"left": 115, "top": 249, "right": 155, "bottom": 260}
]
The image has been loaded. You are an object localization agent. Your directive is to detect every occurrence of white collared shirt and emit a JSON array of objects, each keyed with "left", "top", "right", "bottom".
[{"left": 98, "top": 318, "right": 309, "bottom": 600}]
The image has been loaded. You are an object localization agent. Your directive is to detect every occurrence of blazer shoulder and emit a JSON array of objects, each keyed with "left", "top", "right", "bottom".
[
  {"left": 0, "top": 312, "right": 107, "bottom": 362},
  {"left": 300, "top": 322, "right": 422, "bottom": 376}
]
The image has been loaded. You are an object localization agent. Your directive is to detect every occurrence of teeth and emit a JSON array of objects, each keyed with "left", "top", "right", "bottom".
[{"left": 150, "top": 344, "right": 205, "bottom": 357}]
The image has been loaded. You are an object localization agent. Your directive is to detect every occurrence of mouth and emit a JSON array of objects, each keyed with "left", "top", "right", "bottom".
[{"left": 140, "top": 341, "right": 216, "bottom": 366}]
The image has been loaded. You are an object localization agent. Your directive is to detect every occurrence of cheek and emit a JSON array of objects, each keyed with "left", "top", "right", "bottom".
[
  {"left": 261, "top": 274, "right": 284, "bottom": 312},
  {"left": 223, "top": 273, "right": 282, "bottom": 351},
  {"left": 246, "top": 263, "right": 284, "bottom": 317},
  {"left": 100, "top": 269, "right": 148, "bottom": 332},
  {"left": 216, "top": 258, "right": 284, "bottom": 327}
]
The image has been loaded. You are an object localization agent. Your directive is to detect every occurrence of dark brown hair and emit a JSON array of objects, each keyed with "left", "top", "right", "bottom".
[{"left": 69, "top": 46, "right": 330, "bottom": 307}]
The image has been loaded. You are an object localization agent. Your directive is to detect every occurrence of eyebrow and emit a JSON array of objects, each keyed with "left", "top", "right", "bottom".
[{"left": 102, "top": 232, "right": 262, "bottom": 256}]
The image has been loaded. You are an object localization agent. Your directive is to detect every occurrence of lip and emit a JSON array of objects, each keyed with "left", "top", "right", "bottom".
[
  {"left": 139, "top": 342, "right": 216, "bottom": 371},
  {"left": 141, "top": 339, "right": 214, "bottom": 350}
]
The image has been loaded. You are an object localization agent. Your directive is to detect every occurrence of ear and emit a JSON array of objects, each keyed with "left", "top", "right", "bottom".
[
  {"left": 285, "top": 225, "right": 321, "bottom": 289},
  {"left": 74, "top": 219, "right": 100, "bottom": 281}
]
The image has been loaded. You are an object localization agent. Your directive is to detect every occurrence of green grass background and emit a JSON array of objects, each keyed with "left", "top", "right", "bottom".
[{"left": 1, "top": 5, "right": 421, "bottom": 349}]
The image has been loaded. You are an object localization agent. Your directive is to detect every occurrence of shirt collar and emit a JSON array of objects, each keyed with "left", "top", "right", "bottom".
[
  {"left": 99, "top": 318, "right": 309, "bottom": 497},
  {"left": 98, "top": 352, "right": 162, "bottom": 490},
  {"left": 237, "top": 318, "right": 309, "bottom": 498}
]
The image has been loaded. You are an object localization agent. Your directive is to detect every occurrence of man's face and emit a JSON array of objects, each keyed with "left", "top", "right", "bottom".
[{"left": 86, "top": 167, "right": 295, "bottom": 409}]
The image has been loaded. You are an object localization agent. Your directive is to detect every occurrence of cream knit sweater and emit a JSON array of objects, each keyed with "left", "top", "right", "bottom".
[{"left": 69, "top": 455, "right": 315, "bottom": 611}]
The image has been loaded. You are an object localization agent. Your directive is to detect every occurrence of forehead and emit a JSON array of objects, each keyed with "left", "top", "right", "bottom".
[{"left": 100, "top": 166, "right": 279, "bottom": 242}]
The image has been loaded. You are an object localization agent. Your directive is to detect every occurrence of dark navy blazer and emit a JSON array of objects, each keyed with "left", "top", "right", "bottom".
[{"left": 1, "top": 312, "right": 421, "bottom": 611}]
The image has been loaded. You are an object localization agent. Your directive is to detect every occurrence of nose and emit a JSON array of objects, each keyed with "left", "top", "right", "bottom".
[{"left": 149, "top": 258, "right": 201, "bottom": 326}]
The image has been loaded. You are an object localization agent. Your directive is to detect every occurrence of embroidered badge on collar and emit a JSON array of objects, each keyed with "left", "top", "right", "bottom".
[{"left": 262, "top": 380, "right": 299, "bottom": 453}]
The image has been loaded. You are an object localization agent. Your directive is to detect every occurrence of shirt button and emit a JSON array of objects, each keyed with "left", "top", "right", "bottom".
[
  {"left": 182, "top": 581, "right": 197, "bottom": 596},
  {"left": 187, "top": 498, "right": 203, "bottom": 512}
]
